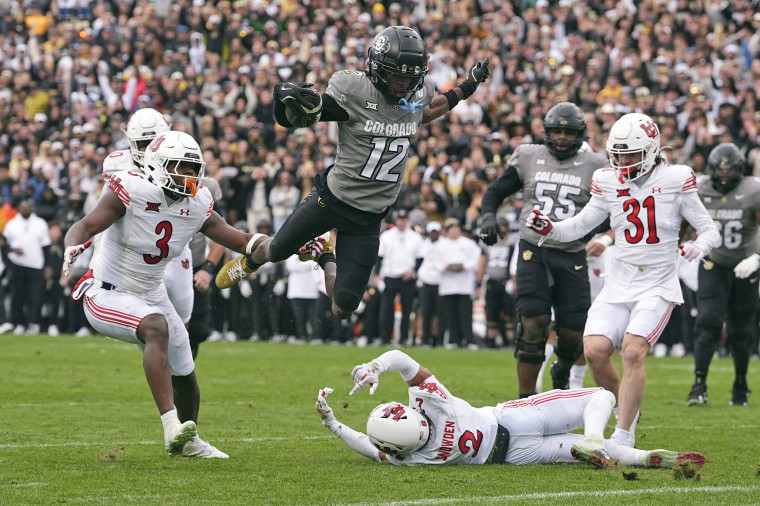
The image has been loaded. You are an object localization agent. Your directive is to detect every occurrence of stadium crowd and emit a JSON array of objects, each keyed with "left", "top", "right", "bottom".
[{"left": 0, "top": 0, "right": 759, "bottom": 361}]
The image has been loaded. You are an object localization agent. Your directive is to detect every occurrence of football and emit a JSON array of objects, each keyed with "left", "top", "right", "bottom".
[{"left": 284, "top": 91, "right": 322, "bottom": 128}]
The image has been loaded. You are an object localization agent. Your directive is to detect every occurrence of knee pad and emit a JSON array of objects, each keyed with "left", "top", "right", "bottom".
[
  {"left": 554, "top": 333, "right": 584, "bottom": 363},
  {"left": 696, "top": 310, "right": 723, "bottom": 330},
  {"left": 514, "top": 322, "right": 548, "bottom": 365},
  {"left": 695, "top": 326, "right": 721, "bottom": 346}
]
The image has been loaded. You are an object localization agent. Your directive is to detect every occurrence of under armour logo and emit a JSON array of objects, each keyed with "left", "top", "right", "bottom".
[
  {"left": 145, "top": 202, "right": 160, "bottom": 212},
  {"left": 179, "top": 209, "right": 190, "bottom": 216},
  {"left": 366, "top": 101, "right": 378, "bottom": 111},
  {"left": 616, "top": 189, "right": 631, "bottom": 197},
  {"left": 652, "top": 188, "right": 662, "bottom": 193}
]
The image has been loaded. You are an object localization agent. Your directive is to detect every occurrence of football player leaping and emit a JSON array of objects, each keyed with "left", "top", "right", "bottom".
[
  {"left": 314, "top": 349, "right": 705, "bottom": 469},
  {"left": 525, "top": 113, "right": 720, "bottom": 448},
  {"left": 215, "top": 26, "right": 490, "bottom": 323}
]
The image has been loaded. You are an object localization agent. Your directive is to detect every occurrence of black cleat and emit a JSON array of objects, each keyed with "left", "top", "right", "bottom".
[
  {"left": 730, "top": 380, "right": 750, "bottom": 406},
  {"left": 550, "top": 361, "right": 570, "bottom": 390},
  {"left": 686, "top": 383, "right": 707, "bottom": 406}
]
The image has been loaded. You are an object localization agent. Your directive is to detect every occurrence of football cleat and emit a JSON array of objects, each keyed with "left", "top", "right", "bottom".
[
  {"left": 165, "top": 420, "right": 197, "bottom": 455},
  {"left": 571, "top": 437, "right": 614, "bottom": 468},
  {"left": 730, "top": 380, "right": 750, "bottom": 406},
  {"left": 647, "top": 450, "right": 705, "bottom": 469},
  {"left": 550, "top": 361, "right": 570, "bottom": 390},
  {"left": 298, "top": 233, "right": 334, "bottom": 263},
  {"left": 686, "top": 383, "right": 708, "bottom": 406},
  {"left": 182, "top": 436, "right": 229, "bottom": 458},
  {"left": 215, "top": 234, "right": 267, "bottom": 289}
]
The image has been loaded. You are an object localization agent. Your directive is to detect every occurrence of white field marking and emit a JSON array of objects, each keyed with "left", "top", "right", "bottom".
[
  {"left": 0, "top": 435, "right": 332, "bottom": 449},
  {"left": 0, "top": 482, "right": 48, "bottom": 488},
  {"left": 345, "top": 485, "right": 760, "bottom": 506}
]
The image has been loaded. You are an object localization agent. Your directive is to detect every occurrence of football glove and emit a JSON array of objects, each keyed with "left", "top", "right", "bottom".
[
  {"left": 479, "top": 212, "right": 503, "bottom": 246},
  {"left": 63, "top": 240, "right": 92, "bottom": 277},
  {"left": 526, "top": 209, "right": 553, "bottom": 236},
  {"left": 298, "top": 233, "right": 334, "bottom": 263},
  {"left": 734, "top": 253, "right": 760, "bottom": 279},
  {"left": 678, "top": 242, "right": 706, "bottom": 263},
  {"left": 275, "top": 82, "right": 322, "bottom": 123},
  {"left": 316, "top": 387, "right": 337, "bottom": 427},
  {"left": 466, "top": 58, "right": 490, "bottom": 87},
  {"left": 349, "top": 361, "right": 381, "bottom": 396}
]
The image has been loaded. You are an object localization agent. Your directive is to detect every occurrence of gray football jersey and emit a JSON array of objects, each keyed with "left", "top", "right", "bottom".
[
  {"left": 325, "top": 71, "right": 436, "bottom": 213},
  {"left": 698, "top": 175, "right": 760, "bottom": 267},
  {"left": 513, "top": 144, "right": 607, "bottom": 252}
]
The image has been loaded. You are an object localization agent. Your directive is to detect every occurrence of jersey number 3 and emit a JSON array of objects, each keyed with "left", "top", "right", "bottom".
[
  {"left": 143, "top": 220, "right": 173, "bottom": 264},
  {"left": 360, "top": 137, "right": 410, "bottom": 183}
]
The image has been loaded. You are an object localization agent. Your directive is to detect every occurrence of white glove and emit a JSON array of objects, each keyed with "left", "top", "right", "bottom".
[
  {"left": 349, "top": 361, "right": 381, "bottom": 396},
  {"left": 315, "top": 387, "right": 337, "bottom": 427},
  {"left": 63, "top": 240, "right": 92, "bottom": 277},
  {"left": 734, "top": 253, "right": 760, "bottom": 279},
  {"left": 220, "top": 287, "right": 231, "bottom": 299},
  {"left": 273, "top": 279, "right": 286, "bottom": 296},
  {"left": 239, "top": 279, "right": 252, "bottom": 298},
  {"left": 678, "top": 242, "right": 706, "bottom": 262}
]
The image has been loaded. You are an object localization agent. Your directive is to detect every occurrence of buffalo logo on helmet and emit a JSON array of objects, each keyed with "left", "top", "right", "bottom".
[{"left": 373, "top": 35, "right": 391, "bottom": 54}]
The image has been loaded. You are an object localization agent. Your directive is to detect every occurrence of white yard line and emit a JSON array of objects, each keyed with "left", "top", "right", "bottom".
[{"left": 348, "top": 485, "right": 760, "bottom": 505}]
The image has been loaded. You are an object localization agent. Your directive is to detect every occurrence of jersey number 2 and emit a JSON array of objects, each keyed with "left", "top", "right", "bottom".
[
  {"left": 623, "top": 196, "right": 659, "bottom": 244},
  {"left": 144, "top": 220, "right": 173, "bottom": 264},
  {"left": 360, "top": 137, "right": 410, "bottom": 183}
]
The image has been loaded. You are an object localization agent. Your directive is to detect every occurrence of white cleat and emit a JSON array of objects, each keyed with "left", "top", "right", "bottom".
[
  {"left": 182, "top": 436, "right": 229, "bottom": 459},
  {"left": 165, "top": 420, "right": 197, "bottom": 455}
]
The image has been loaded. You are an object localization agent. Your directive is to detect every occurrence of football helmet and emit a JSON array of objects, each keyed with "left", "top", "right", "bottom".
[
  {"left": 143, "top": 131, "right": 205, "bottom": 197},
  {"left": 606, "top": 112, "right": 661, "bottom": 183},
  {"left": 123, "top": 108, "right": 171, "bottom": 165},
  {"left": 543, "top": 102, "right": 587, "bottom": 160},
  {"left": 708, "top": 142, "right": 744, "bottom": 192},
  {"left": 366, "top": 402, "right": 430, "bottom": 455},
  {"left": 367, "top": 26, "right": 429, "bottom": 102}
]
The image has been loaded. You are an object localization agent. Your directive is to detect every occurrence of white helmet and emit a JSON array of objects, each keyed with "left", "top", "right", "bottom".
[
  {"left": 366, "top": 402, "right": 430, "bottom": 455},
  {"left": 606, "top": 112, "right": 661, "bottom": 183},
  {"left": 124, "top": 108, "right": 171, "bottom": 165},
  {"left": 143, "top": 131, "right": 206, "bottom": 197}
]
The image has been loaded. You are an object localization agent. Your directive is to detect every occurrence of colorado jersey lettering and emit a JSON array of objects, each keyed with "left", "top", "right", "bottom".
[
  {"left": 512, "top": 144, "right": 606, "bottom": 252},
  {"left": 324, "top": 70, "right": 435, "bottom": 213}
]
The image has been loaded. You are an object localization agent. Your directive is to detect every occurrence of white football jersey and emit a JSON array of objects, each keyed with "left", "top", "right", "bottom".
[
  {"left": 385, "top": 376, "right": 499, "bottom": 466},
  {"left": 91, "top": 170, "right": 214, "bottom": 304},
  {"left": 102, "top": 149, "right": 137, "bottom": 177}
]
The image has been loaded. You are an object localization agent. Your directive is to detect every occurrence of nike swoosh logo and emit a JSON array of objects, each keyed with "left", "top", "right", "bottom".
[
  {"left": 573, "top": 161, "right": 583, "bottom": 166},
  {"left": 574, "top": 265, "right": 583, "bottom": 270},
  {"left": 735, "top": 194, "right": 745, "bottom": 199}
]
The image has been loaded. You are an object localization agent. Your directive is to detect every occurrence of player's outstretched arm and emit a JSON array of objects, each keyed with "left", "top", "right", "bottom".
[
  {"left": 315, "top": 388, "right": 387, "bottom": 463},
  {"left": 422, "top": 58, "right": 490, "bottom": 124},
  {"left": 349, "top": 350, "right": 432, "bottom": 396},
  {"left": 200, "top": 211, "right": 253, "bottom": 254}
]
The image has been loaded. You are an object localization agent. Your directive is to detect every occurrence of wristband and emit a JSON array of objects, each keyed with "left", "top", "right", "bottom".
[
  {"left": 318, "top": 252, "right": 336, "bottom": 269},
  {"left": 199, "top": 260, "right": 215, "bottom": 274},
  {"left": 443, "top": 89, "right": 460, "bottom": 110},
  {"left": 457, "top": 80, "right": 477, "bottom": 99}
]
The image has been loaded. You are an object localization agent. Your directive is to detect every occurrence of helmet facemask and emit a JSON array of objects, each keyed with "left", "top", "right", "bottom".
[
  {"left": 606, "top": 113, "right": 661, "bottom": 183},
  {"left": 708, "top": 142, "right": 744, "bottom": 192},
  {"left": 543, "top": 102, "right": 587, "bottom": 160},
  {"left": 367, "top": 26, "right": 429, "bottom": 103},
  {"left": 144, "top": 132, "right": 206, "bottom": 198}
]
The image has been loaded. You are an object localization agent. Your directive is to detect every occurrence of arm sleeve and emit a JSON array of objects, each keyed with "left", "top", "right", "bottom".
[
  {"left": 374, "top": 350, "right": 421, "bottom": 381},
  {"left": 680, "top": 191, "right": 721, "bottom": 253},
  {"left": 549, "top": 195, "right": 610, "bottom": 242},
  {"left": 325, "top": 421, "right": 383, "bottom": 463},
  {"left": 481, "top": 165, "right": 523, "bottom": 215}
]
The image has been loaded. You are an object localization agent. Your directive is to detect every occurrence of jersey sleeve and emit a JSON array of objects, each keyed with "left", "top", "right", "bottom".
[
  {"left": 325, "top": 70, "right": 361, "bottom": 122},
  {"left": 550, "top": 193, "right": 609, "bottom": 242}
]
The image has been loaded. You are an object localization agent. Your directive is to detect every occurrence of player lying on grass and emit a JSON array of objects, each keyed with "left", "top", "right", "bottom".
[{"left": 315, "top": 350, "right": 705, "bottom": 469}]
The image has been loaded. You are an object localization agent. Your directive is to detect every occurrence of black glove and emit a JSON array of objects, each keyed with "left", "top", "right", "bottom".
[
  {"left": 479, "top": 212, "right": 503, "bottom": 246},
  {"left": 274, "top": 82, "right": 320, "bottom": 118},
  {"left": 466, "top": 58, "right": 490, "bottom": 87}
]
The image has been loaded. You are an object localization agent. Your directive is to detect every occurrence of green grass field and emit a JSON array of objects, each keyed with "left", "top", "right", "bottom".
[{"left": 1, "top": 335, "right": 758, "bottom": 505}]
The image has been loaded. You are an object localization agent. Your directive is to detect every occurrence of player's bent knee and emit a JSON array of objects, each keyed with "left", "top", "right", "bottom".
[
  {"left": 137, "top": 314, "right": 170, "bottom": 344},
  {"left": 694, "top": 326, "right": 721, "bottom": 345}
]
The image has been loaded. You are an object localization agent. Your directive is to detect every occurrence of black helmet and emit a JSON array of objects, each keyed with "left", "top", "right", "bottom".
[
  {"left": 543, "top": 102, "right": 587, "bottom": 160},
  {"left": 708, "top": 142, "right": 744, "bottom": 192},
  {"left": 367, "top": 26, "right": 429, "bottom": 102}
]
